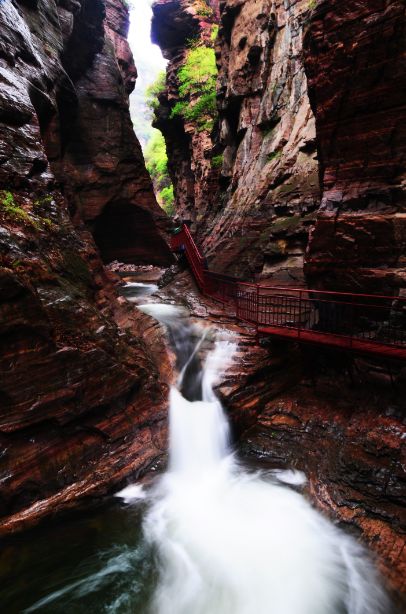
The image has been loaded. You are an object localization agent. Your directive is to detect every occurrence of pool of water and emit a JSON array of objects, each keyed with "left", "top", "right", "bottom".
[
  {"left": 0, "top": 500, "right": 156, "bottom": 613},
  {"left": 0, "top": 300, "right": 393, "bottom": 614}
]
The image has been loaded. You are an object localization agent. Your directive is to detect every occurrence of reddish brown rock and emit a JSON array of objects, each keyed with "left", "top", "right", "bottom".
[
  {"left": 151, "top": 0, "right": 222, "bottom": 236},
  {"left": 237, "top": 377, "right": 406, "bottom": 600},
  {"left": 0, "top": 0, "right": 172, "bottom": 533},
  {"left": 159, "top": 269, "right": 406, "bottom": 602},
  {"left": 60, "top": 0, "right": 173, "bottom": 266},
  {"left": 153, "top": 0, "right": 320, "bottom": 283},
  {"left": 302, "top": 0, "right": 406, "bottom": 294},
  {"left": 202, "top": 0, "right": 320, "bottom": 284}
]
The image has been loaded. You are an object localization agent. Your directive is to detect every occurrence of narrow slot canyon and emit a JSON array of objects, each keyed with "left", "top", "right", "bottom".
[{"left": 0, "top": 0, "right": 405, "bottom": 612}]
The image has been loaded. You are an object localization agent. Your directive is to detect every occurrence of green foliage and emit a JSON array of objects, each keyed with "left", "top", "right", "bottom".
[
  {"left": 145, "top": 71, "right": 166, "bottom": 113},
  {"left": 144, "top": 130, "right": 169, "bottom": 185},
  {"left": 195, "top": 0, "right": 213, "bottom": 18},
  {"left": 10, "top": 259, "right": 24, "bottom": 269},
  {"left": 212, "top": 154, "right": 223, "bottom": 168},
  {"left": 210, "top": 24, "right": 219, "bottom": 42},
  {"left": 308, "top": 0, "right": 317, "bottom": 9},
  {"left": 171, "top": 101, "right": 187, "bottom": 119},
  {"left": 267, "top": 149, "right": 282, "bottom": 162},
  {"left": 177, "top": 46, "right": 217, "bottom": 98},
  {"left": 0, "top": 190, "right": 55, "bottom": 231},
  {"left": 0, "top": 191, "right": 32, "bottom": 225},
  {"left": 33, "top": 195, "right": 53, "bottom": 211},
  {"left": 41, "top": 218, "right": 54, "bottom": 230},
  {"left": 144, "top": 130, "right": 176, "bottom": 216},
  {"left": 159, "top": 185, "right": 175, "bottom": 216},
  {"left": 170, "top": 45, "right": 218, "bottom": 130}
]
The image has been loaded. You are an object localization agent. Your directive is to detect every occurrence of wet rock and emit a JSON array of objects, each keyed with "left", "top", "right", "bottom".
[
  {"left": 153, "top": 0, "right": 319, "bottom": 283},
  {"left": 0, "top": 0, "right": 172, "bottom": 533},
  {"left": 161, "top": 270, "right": 406, "bottom": 601},
  {"left": 151, "top": 0, "right": 222, "bottom": 246},
  {"left": 303, "top": 0, "right": 406, "bottom": 294}
]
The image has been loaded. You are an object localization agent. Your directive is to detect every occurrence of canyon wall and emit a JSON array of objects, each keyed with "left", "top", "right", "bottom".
[
  {"left": 303, "top": 0, "right": 406, "bottom": 295},
  {"left": 205, "top": 0, "right": 319, "bottom": 283},
  {"left": 153, "top": 0, "right": 319, "bottom": 284},
  {"left": 233, "top": 365, "right": 406, "bottom": 599},
  {"left": 0, "top": 0, "right": 171, "bottom": 533},
  {"left": 154, "top": 0, "right": 406, "bottom": 601},
  {"left": 153, "top": 0, "right": 405, "bottom": 294},
  {"left": 152, "top": 0, "right": 222, "bottom": 236}
]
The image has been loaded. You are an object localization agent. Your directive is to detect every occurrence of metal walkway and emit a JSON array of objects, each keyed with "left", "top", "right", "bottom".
[{"left": 171, "top": 224, "right": 406, "bottom": 360}]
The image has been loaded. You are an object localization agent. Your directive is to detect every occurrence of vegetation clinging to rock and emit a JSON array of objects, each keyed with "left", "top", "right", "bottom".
[
  {"left": 144, "top": 130, "right": 175, "bottom": 216},
  {"left": 170, "top": 44, "right": 218, "bottom": 131},
  {"left": 0, "top": 190, "right": 55, "bottom": 231},
  {"left": 145, "top": 71, "right": 166, "bottom": 113}
]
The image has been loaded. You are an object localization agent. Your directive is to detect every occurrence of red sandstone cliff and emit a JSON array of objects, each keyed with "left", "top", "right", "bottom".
[
  {"left": 303, "top": 0, "right": 406, "bottom": 296},
  {"left": 0, "top": 0, "right": 172, "bottom": 533},
  {"left": 151, "top": 0, "right": 222, "bottom": 236},
  {"left": 152, "top": 0, "right": 406, "bottom": 601},
  {"left": 153, "top": 0, "right": 320, "bottom": 284},
  {"left": 205, "top": 0, "right": 319, "bottom": 284}
]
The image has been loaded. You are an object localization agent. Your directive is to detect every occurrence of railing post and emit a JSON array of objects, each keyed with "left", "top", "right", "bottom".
[
  {"left": 349, "top": 294, "right": 354, "bottom": 350},
  {"left": 256, "top": 284, "right": 259, "bottom": 341},
  {"left": 298, "top": 290, "right": 302, "bottom": 339}
]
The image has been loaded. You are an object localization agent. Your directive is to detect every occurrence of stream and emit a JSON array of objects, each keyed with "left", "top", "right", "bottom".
[{"left": 0, "top": 283, "right": 392, "bottom": 613}]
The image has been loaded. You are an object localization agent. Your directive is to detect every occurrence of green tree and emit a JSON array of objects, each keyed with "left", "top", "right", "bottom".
[
  {"left": 159, "top": 185, "right": 175, "bottom": 216},
  {"left": 145, "top": 71, "right": 166, "bottom": 113},
  {"left": 144, "top": 130, "right": 168, "bottom": 184},
  {"left": 171, "top": 45, "right": 218, "bottom": 131},
  {"left": 144, "top": 130, "right": 176, "bottom": 217}
]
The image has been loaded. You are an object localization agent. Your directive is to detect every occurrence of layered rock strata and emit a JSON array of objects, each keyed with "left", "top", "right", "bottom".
[
  {"left": 238, "top": 376, "right": 406, "bottom": 600},
  {"left": 303, "top": 0, "right": 406, "bottom": 294},
  {"left": 0, "top": 0, "right": 171, "bottom": 533},
  {"left": 60, "top": 0, "right": 174, "bottom": 266},
  {"left": 151, "top": 0, "right": 222, "bottom": 236},
  {"left": 204, "top": 0, "right": 319, "bottom": 283},
  {"left": 153, "top": 0, "right": 320, "bottom": 283},
  {"left": 160, "top": 268, "right": 406, "bottom": 602}
]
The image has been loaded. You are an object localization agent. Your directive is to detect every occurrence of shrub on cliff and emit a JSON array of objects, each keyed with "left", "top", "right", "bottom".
[
  {"left": 195, "top": 0, "right": 213, "bottom": 18},
  {"left": 159, "top": 185, "right": 175, "bottom": 216},
  {"left": 144, "top": 130, "right": 175, "bottom": 216},
  {"left": 0, "top": 191, "right": 54, "bottom": 231},
  {"left": 171, "top": 45, "right": 218, "bottom": 131},
  {"left": 146, "top": 71, "right": 166, "bottom": 113},
  {"left": 145, "top": 130, "right": 168, "bottom": 183}
]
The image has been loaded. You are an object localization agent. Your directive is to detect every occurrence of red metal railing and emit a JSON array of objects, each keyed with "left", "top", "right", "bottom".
[{"left": 170, "top": 225, "right": 406, "bottom": 359}]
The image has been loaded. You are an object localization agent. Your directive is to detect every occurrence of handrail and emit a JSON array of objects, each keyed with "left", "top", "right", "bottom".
[{"left": 170, "top": 224, "right": 406, "bottom": 359}]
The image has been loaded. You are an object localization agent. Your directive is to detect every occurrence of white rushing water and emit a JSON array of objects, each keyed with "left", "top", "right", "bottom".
[
  {"left": 129, "top": 304, "right": 390, "bottom": 614},
  {"left": 120, "top": 282, "right": 158, "bottom": 302}
]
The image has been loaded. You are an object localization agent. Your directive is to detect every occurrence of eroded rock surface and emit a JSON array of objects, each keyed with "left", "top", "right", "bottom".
[
  {"left": 153, "top": 0, "right": 319, "bottom": 283},
  {"left": 0, "top": 0, "right": 172, "bottom": 533},
  {"left": 160, "top": 268, "right": 406, "bottom": 602},
  {"left": 205, "top": 0, "right": 319, "bottom": 283},
  {"left": 303, "top": 0, "right": 406, "bottom": 294},
  {"left": 152, "top": 0, "right": 221, "bottom": 236}
]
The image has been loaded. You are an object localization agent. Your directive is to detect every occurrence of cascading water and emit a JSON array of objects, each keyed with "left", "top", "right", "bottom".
[
  {"left": 119, "top": 281, "right": 159, "bottom": 302},
  {"left": 137, "top": 303, "right": 391, "bottom": 614},
  {"left": 7, "top": 293, "right": 393, "bottom": 613}
]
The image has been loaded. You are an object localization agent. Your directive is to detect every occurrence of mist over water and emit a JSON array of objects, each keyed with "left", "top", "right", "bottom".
[{"left": 140, "top": 303, "right": 390, "bottom": 614}]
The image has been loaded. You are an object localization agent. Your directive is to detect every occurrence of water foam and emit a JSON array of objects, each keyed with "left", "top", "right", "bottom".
[{"left": 139, "top": 306, "right": 389, "bottom": 614}]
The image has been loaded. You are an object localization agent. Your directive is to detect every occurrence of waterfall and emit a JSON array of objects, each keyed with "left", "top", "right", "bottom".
[{"left": 137, "top": 304, "right": 390, "bottom": 614}]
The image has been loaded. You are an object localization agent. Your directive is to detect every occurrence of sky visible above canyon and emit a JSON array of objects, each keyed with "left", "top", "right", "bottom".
[{"left": 128, "top": 0, "right": 166, "bottom": 148}]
